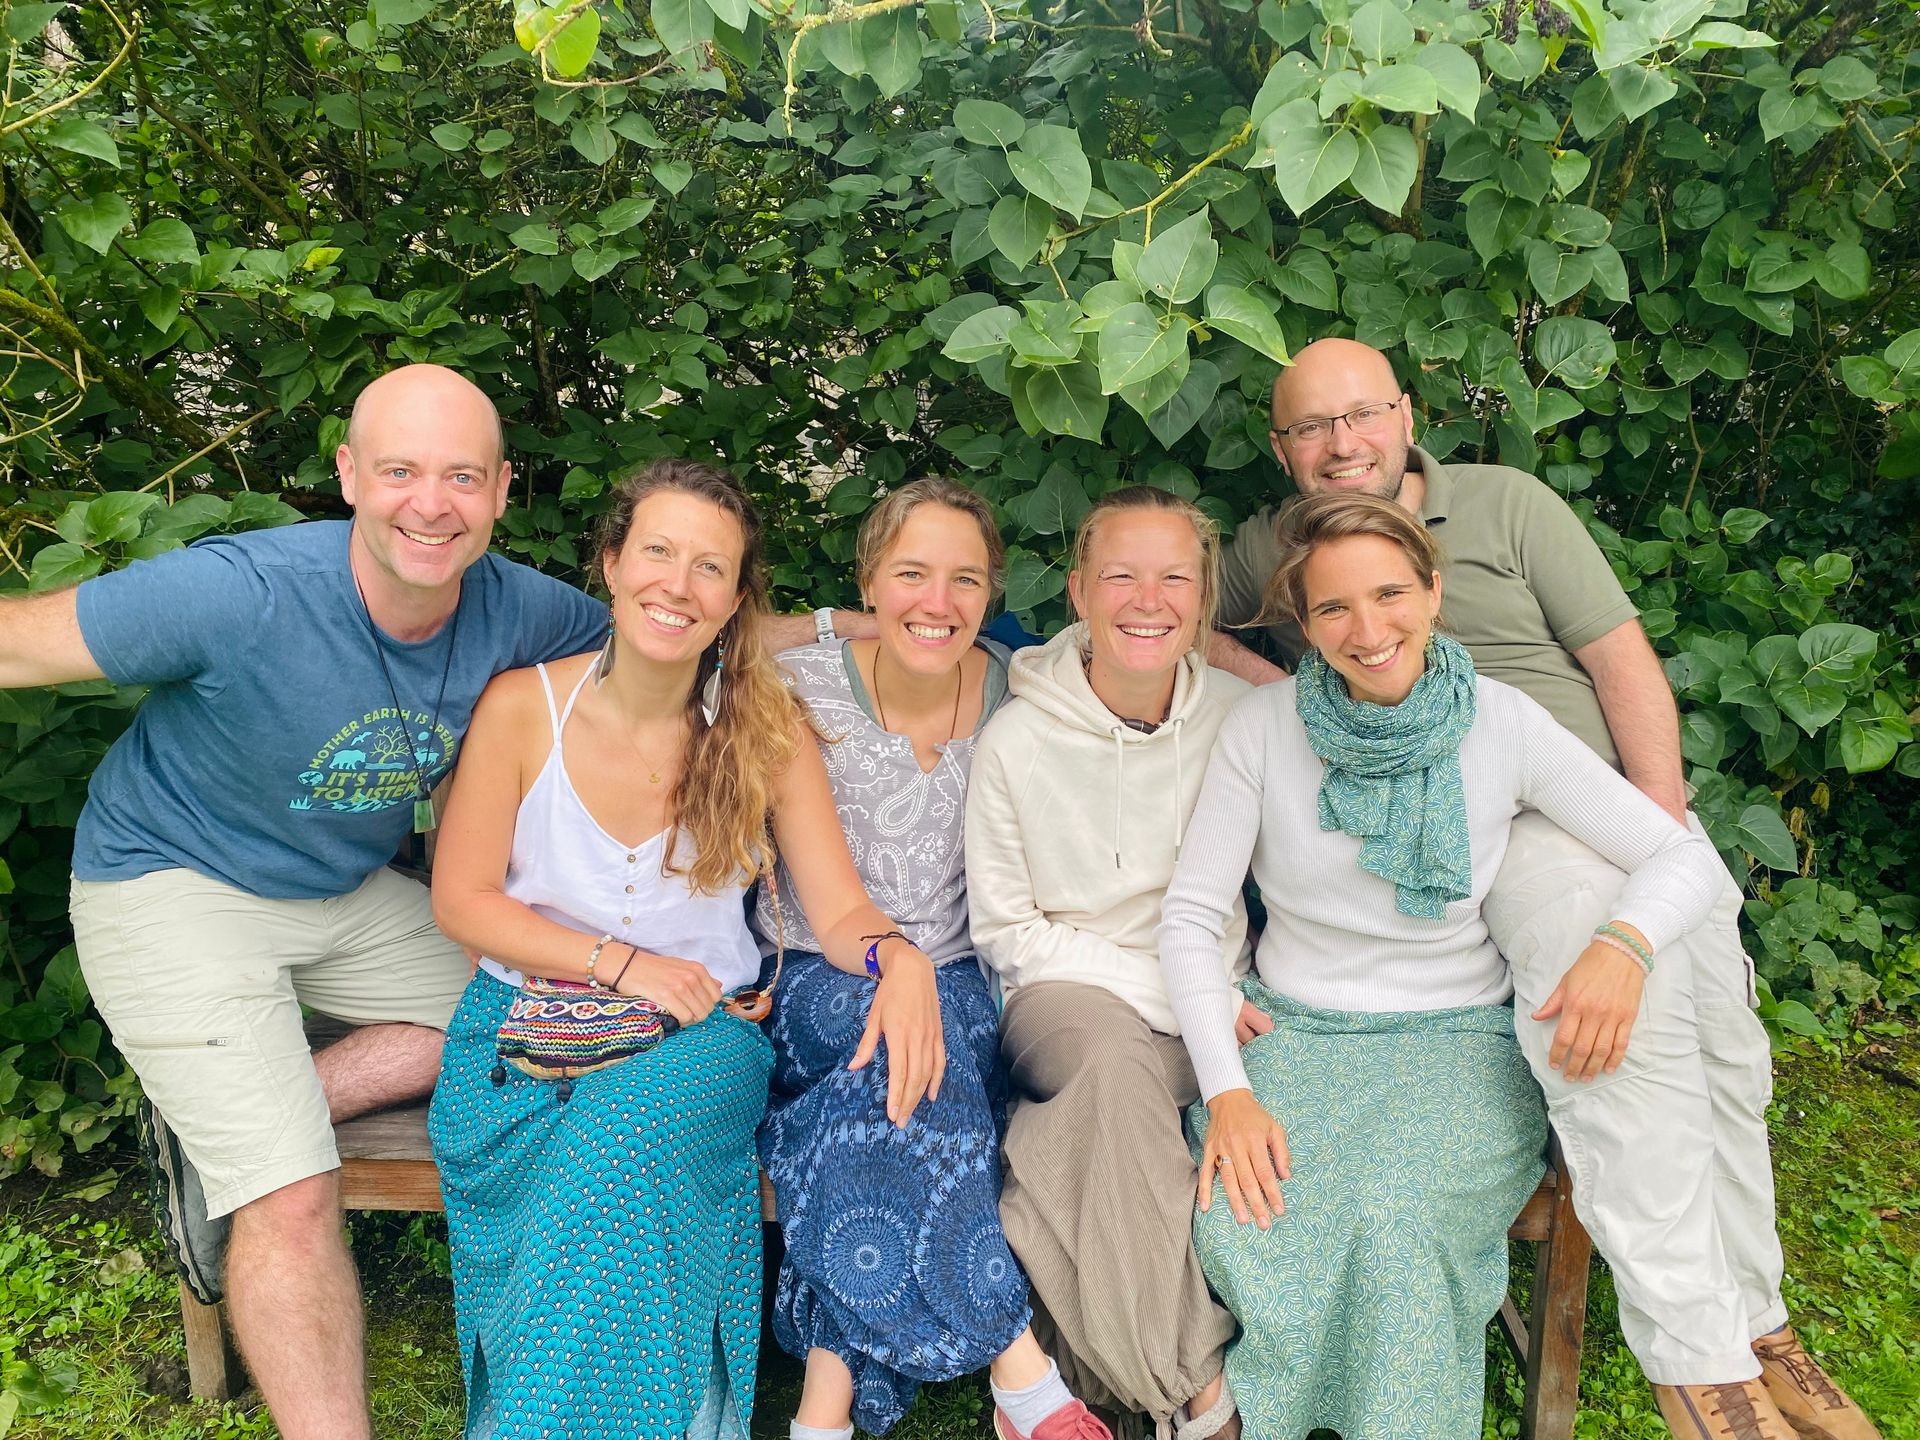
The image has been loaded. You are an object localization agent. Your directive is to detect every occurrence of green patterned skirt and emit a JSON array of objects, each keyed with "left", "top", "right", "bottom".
[{"left": 1186, "top": 979, "right": 1547, "bottom": 1440}]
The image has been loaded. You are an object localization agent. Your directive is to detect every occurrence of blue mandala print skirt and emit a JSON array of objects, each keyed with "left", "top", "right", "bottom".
[
  {"left": 1186, "top": 980, "right": 1548, "bottom": 1440},
  {"left": 760, "top": 952, "right": 1031, "bottom": 1434},
  {"left": 430, "top": 971, "right": 773, "bottom": 1440}
]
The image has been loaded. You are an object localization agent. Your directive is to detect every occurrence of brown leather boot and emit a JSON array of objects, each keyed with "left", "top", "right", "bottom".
[
  {"left": 1752, "top": 1328, "right": 1884, "bottom": 1440},
  {"left": 1655, "top": 1380, "right": 1800, "bottom": 1440}
]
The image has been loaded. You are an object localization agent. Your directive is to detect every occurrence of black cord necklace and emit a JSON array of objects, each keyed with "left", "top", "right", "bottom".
[{"left": 353, "top": 570, "right": 462, "bottom": 833}]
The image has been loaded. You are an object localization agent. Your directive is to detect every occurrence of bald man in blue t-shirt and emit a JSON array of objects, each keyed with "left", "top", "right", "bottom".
[{"left": 0, "top": 365, "right": 606, "bottom": 1440}]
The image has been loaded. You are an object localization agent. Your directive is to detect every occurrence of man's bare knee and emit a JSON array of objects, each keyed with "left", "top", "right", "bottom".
[{"left": 230, "top": 1170, "right": 344, "bottom": 1249}]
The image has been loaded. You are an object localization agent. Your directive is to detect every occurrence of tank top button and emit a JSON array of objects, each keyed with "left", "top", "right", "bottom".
[{"left": 626, "top": 853, "right": 636, "bottom": 863}]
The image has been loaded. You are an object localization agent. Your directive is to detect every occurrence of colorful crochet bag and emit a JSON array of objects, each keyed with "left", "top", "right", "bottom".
[{"left": 491, "top": 872, "right": 785, "bottom": 1095}]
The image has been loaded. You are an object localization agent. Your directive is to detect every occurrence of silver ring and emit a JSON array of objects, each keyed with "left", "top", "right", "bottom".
[{"left": 1216, "top": 1156, "right": 1233, "bottom": 1166}]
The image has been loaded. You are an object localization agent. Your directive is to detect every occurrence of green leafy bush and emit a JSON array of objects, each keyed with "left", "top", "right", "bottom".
[{"left": 0, "top": 0, "right": 1915, "bottom": 1171}]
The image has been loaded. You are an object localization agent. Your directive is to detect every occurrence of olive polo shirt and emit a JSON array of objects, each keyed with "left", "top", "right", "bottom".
[{"left": 1216, "top": 445, "right": 1640, "bottom": 768}]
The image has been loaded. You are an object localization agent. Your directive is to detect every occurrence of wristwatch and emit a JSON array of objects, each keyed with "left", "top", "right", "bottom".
[{"left": 814, "top": 606, "right": 838, "bottom": 644}]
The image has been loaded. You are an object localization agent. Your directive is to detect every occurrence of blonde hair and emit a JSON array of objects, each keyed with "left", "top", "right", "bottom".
[
  {"left": 855, "top": 476, "right": 1006, "bottom": 601},
  {"left": 596, "top": 459, "right": 804, "bottom": 894},
  {"left": 1262, "top": 491, "right": 1443, "bottom": 627},
  {"left": 1069, "top": 485, "right": 1222, "bottom": 643}
]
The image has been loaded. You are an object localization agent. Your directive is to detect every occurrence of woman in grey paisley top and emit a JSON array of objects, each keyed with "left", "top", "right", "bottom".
[{"left": 753, "top": 479, "right": 1108, "bottom": 1440}]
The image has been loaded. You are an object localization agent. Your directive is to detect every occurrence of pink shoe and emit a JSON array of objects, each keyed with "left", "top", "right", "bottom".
[{"left": 993, "top": 1400, "right": 1114, "bottom": 1440}]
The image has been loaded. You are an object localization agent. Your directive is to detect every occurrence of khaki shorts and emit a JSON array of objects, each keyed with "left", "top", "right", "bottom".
[{"left": 70, "top": 866, "right": 468, "bottom": 1219}]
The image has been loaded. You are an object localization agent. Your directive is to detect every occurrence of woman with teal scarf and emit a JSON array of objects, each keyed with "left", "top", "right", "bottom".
[{"left": 1156, "top": 493, "right": 1728, "bottom": 1439}]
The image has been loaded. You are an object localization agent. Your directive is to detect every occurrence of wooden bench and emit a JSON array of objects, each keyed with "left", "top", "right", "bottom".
[{"left": 177, "top": 1104, "right": 1590, "bottom": 1437}]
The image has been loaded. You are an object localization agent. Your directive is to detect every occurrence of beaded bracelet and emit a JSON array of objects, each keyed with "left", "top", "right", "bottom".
[
  {"left": 1592, "top": 922, "right": 1653, "bottom": 974},
  {"left": 585, "top": 932, "right": 616, "bottom": 988}
]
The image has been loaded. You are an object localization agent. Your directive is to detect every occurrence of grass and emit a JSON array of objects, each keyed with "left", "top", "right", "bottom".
[{"left": 2, "top": 1030, "right": 1917, "bottom": 1440}]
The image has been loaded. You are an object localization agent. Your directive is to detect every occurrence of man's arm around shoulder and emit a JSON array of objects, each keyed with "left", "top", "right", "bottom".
[{"left": 0, "top": 588, "right": 106, "bottom": 688}]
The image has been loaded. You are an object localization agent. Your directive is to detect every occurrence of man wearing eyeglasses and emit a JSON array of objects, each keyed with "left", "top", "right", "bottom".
[{"left": 1207, "top": 336, "right": 1881, "bottom": 1440}]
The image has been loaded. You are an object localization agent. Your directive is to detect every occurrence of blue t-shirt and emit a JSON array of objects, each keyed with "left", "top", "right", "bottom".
[{"left": 73, "top": 520, "right": 608, "bottom": 899}]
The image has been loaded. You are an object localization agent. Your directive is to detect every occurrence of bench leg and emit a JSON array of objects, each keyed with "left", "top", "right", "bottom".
[
  {"left": 1520, "top": 1179, "right": 1592, "bottom": 1440},
  {"left": 179, "top": 1278, "right": 243, "bottom": 1401}
]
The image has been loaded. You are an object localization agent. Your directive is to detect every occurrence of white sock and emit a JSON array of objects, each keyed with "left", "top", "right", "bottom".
[
  {"left": 992, "top": 1360, "right": 1075, "bottom": 1436},
  {"left": 790, "top": 1423, "right": 853, "bottom": 1440}
]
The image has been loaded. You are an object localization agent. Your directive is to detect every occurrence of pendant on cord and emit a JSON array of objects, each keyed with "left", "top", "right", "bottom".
[{"left": 414, "top": 797, "right": 435, "bottom": 834}]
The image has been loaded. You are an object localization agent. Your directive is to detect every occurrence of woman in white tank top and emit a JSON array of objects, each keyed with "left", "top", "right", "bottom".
[{"left": 427, "top": 461, "right": 949, "bottom": 1440}]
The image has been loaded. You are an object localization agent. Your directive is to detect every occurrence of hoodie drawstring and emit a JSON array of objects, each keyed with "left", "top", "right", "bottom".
[{"left": 1111, "top": 728, "right": 1126, "bottom": 868}]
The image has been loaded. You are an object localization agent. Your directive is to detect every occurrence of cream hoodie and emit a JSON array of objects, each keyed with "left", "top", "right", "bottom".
[{"left": 965, "top": 623, "right": 1253, "bottom": 1035}]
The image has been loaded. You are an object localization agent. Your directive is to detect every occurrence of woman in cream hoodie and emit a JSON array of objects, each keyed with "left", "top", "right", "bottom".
[{"left": 966, "top": 487, "right": 1257, "bottom": 1440}]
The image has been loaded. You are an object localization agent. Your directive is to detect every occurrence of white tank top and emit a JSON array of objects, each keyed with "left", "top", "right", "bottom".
[{"left": 478, "top": 665, "right": 762, "bottom": 992}]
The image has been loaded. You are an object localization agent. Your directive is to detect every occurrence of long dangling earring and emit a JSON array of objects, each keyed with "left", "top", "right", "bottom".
[
  {"left": 593, "top": 608, "right": 617, "bottom": 684},
  {"left": 714, "top": 634, "right": 727, "bottom": 674}
]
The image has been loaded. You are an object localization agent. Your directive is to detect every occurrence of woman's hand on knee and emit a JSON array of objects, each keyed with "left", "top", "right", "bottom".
[
  {"left": 617, "top": 949, "right": 723, "bottom": 1027},
  {"left": 1532, "top": 942, "right": 1645, "bottom": 1082},
  {"left": 1198, "top": 1089, "right": 1291, "bottom": 1230},
  {"left": 849, "top": 948, "right": 945, "bottom": 1127}
]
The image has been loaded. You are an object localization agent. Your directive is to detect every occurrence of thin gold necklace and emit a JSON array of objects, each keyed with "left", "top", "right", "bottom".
[
  {"left": 871, "top": 646, "right": 964, "bottom": 748},
  {"left": 617, "top": 710, "right": 685, "bottom": 786}
]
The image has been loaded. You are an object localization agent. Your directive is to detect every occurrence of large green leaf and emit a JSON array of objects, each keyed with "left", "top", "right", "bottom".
[
  {"left": 1413, "top": 42, "right": 1482, "bottom": 116},
  {"left": 55, "top": 193, "right": 133, "bottom": 253},
  {"left": 1003, "top": 547, "right": 1067, "bottom": 610},
  {"left": 653, "top": 0, "right": 714, "bottom": 55},
  {"left": 988, "top": 194, "right": 1052, "bottom": 268},
  {"left": 1269, "top": 109, "right": 1358, "bottom": 215},
  {"left": 942, "top": 305, "right": 1019, "bottom": 363},
  {"left": 1349, "top": 124, "right": 1419, "bottom": 212},
  {"left": 547, "top": 5, "right": 601, "bottom": 75},
  {"left": 1205, "top": 285, "right": 1292, "bottom": 363},
  {"left": 44, "top": 116, "right": 119, "bottom": 168},
  {"left": 1812, "top": 242, "right": 1870, "bottom": 301},
  {"left": 129, "top": 217, "right": 199, "bottom": 266},
  {"left": 955, "top": 99, "right": 1025, "bottom": 147},
  {"left": 1097, "top": 304, "right": 1189, "bottom": 394},
  {"left": 1358, "top": 64, "right": 1439, "bottom": 115},
  {"left": 1021, "top": 362, "right": 1109, "bottom": 439},
  {"left": 1008, "top": 126, "right": 1092, "bottom": 220},
  {"left": 1348, "top": 0, "right": 1414, "bottom": 60},
  {"left": 1798, "top": 623, "right": 1877, "bottom": 686},
  {"left": 857, "top": 8, "right": 922, "bottom": 97},
  {"left": 1526, "top": 240, "right": 1594, "bottom": 305},
  {"left": 1533, "top": 317, "right": 1617, "bottom": 390},
  {"left": 1465, "top": 189, "right": 1536, "bottom": 262},
  {"left": 1137, "top": 208, "right": 1218, "bottom": 305},
  {"left": 1145, "top": 358, "right": 1223, "bottom": 448},
  {"left": 1607, "top": 62, "right": 1678, "bottom": 121},
  {"left": 1734, "top": 804, "right": 1797, "bottom": 871}
]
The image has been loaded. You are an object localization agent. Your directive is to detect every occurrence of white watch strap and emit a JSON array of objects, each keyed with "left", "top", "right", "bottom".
[{"left": 814, "top": 606, "right": 838, "bottom": 644}]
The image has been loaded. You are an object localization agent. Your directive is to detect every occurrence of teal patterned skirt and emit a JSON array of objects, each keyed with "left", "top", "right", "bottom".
[
  {"left": 1186, "top": 980, "right": 1547, "bottom": 1440},
  {"left": 430, "top": 971, "right": 774, "bottom": 1440}
]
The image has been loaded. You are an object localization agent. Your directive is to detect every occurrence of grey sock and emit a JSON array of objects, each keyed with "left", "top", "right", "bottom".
[
  {"left": 992, "top": 1360, "right": 1075, "bottom": 1437},
  {"left": 790, "top": 1423, "right": 853, "bottom": 1440}
]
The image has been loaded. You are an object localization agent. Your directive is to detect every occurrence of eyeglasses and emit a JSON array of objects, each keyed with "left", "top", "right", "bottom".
[{"left": 1271, "top": 398, "right": 1404, "bottom": 444}]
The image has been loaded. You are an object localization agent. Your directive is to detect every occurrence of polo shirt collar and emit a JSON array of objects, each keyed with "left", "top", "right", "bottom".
[{"left": 1410, "top": 444, "right": 1454, "bottom": 526}]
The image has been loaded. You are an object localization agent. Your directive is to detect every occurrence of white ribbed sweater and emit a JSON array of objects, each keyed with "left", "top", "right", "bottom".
[{"left": 1157, "top": 674, "right": 1726, "bottom": 1101}]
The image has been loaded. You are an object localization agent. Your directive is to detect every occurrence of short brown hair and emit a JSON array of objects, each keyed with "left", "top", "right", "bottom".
[
  {"left": 855, "top": 476, "right": 1006, "bottom": 600},
  {"left": 1262, "top": 491, "right": 1442, "bottom": 627},
  {"left": 1069, "top": 485, "right": 1221, "bottom": 642}
]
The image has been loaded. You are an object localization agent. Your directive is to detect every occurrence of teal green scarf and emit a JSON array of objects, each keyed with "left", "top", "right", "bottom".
[{"left": 1294, "top": 634, "right": 1477, "bottom": 918}]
